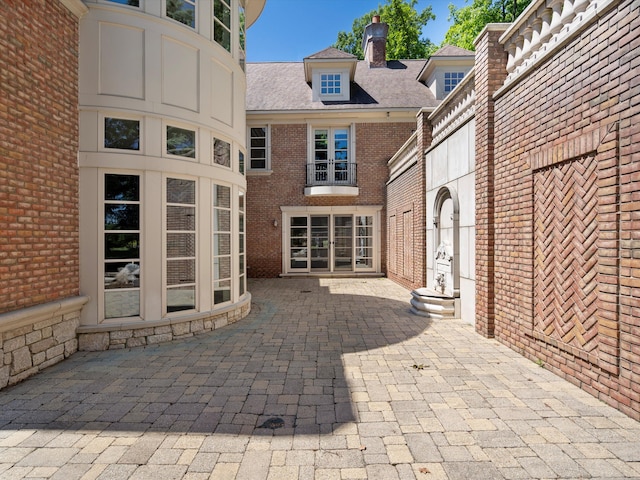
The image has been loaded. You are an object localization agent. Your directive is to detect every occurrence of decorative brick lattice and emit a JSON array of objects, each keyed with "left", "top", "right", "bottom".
[{"left": 533, "top": 155, "right": 599, "bottom": 355}]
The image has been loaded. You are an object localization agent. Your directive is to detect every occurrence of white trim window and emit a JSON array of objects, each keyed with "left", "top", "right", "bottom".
[
  {"left": 166, "top": 124, "right": 196, "bottom": 159},
  {"left": 165, "top": 177, "right": 197, "bottom": 313},
  {"left": 103, "top": 173, "right": 141, "bottom": 319},
  {"left": 213, "top": 184, "right": 232, "bottom": 304},
  {"left": 309, "top": 127, "right": 353, "bottom": 186},
  {"left": 213, "top": 137, "right": 231, "bottom": 168},
  {"left": 238, "top": 190, "right": 246, "bottom": 296},
  {"left": 312, "top": 69, "right": 350, "bottom": 102},
  {"left": 102, "top": 116, "right": 141, "bottom": 152},
  {"left": 248, "top": 126, "right": 269, "bottom": 171},
  {"left": 320, "top": 73, "right": 341, "bottom": 95},
  {"left": 214, "top": 0, "right": 232, "bottom": 52},
  {"left": 166, "top": 0, "right": 196, "bottom": 29},
  {"left": 444, "top": 71, "right": 465, "bottom": 93},
  {"left": 238, "top": 3, "right": 246, "bottom": 69}
]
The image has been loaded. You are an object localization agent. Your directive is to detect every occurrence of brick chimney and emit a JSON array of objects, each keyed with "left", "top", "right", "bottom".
[{"left": 362, "top": 15, "right": 388, "bottom": 68}]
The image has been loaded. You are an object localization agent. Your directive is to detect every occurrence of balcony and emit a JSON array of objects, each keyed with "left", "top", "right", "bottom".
[{"left": 304, "top": 161, "right": 359, "bottom": 197}]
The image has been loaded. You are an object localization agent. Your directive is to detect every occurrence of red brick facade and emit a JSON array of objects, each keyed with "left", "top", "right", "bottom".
[
  {"left": 0, "top": 1, "right": 81, "bottom": 314},
  {"left": 386, "top": 112, "right": 432, "bottom": 291},
  {"left": 478, "top": 2, "right": 640, "bottom": 419},
  {"left": 246, "top": 121, "right": 414, "bottom": 278}
]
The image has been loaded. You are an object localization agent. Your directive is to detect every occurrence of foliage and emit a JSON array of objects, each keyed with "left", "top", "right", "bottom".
[
  {"left": 334, "top": 0, "right": 438, "bottom": 60},
  {"left": 444, "top": 0, "right": 533, "bottom": 51},
  {"left": 166, "top": 0, "right": 195, "bottom": 28}
]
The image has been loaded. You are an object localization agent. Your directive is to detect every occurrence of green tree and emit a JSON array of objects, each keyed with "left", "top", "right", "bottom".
[
  {"left": 334, "top": 0, "right": 437, "bottom": 60},
  {"left": 444, "top": 0, "right": 533, "bottom": 51}
]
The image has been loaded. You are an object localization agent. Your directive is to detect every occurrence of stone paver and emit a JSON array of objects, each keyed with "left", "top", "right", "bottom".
[{"left": 0, "top": 278, "right": 639, "bottom": 479}]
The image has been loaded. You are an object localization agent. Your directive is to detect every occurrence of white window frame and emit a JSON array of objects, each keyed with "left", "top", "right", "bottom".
[
  {"left": 163, "top": 175, "right": 198, "bottom": 316},
  {"left": 165, "top": 0, "right": 197, "bottom": 29},
  {"left": 311, "top": 68, "right": 350, "bottom": 102},
  {"left": 444, "top": 71, "right": 465, "bottom": 93},
  {"left": 247, "top": 125, "right": 271, "bottom": 173},
  {"left": 238, "top": 189, "right": 246, "bottom": 297},
  {"left": 99, "top": 113, "right": 143, "bottom": 154},
  {"left": 307, "top": 124, "right": 355, "bottom": 184},
  {"left": 102, "top": 0, "right": 142, "bottom": 9},
  {"left": 163, "top": 121, "right": 198, "bottom": 161},
  {"left": 100, "top": 170, "right": 143, "bottom": 323},
  {"left": 212, "top": 183, "right": 233, "bottom": 305},
  {"left": 213, "top": 136, "right": 232, "bottom": 169},
  {"left": 281, "top": 207, "right": 381, "bottom": 275},
  {"left": 213, "top": 0, "right": 232, "bottom": 52}
]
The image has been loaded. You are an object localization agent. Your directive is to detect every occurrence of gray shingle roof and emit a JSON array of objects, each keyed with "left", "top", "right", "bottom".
[
  {"left": 246, "top": 59, "right": 438, "bottom": 112},
  {"left": 431, "top": 44, "right": 475, "bottom": 57},
  {"left": 304, "top": 47, "right": 357, "bottom": 60}
]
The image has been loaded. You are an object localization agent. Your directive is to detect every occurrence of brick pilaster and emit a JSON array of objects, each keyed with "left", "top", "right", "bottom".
[{"left": 473, "top": 25, "right": 508, "bottom": 338}]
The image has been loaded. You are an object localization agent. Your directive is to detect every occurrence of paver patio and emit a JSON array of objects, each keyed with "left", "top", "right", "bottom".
[{"left": 1, "top": 277, "right": 639, "bottom": 479}]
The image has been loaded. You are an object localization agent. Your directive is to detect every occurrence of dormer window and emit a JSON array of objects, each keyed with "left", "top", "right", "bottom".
[
  {"left": 444, "top": 72, "right": 465, "bottom": 93},
  {"left": 321, "top": 73, "right": 342, "bottom": 96}
]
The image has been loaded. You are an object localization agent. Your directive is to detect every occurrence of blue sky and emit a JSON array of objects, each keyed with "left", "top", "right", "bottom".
[{"left": 246, "top": 0, "right": 469, "bottom": 62}]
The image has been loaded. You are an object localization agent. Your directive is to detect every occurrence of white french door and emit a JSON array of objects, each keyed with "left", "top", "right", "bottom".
[{"left": 286, "top": 212, "right": 376, "bottom": 274}]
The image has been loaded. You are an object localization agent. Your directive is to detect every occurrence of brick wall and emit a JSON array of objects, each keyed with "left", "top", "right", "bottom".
[
  {"left": 247, "top": 121, "right": 414, "bottom": 277},
  {"left": 0, "top": 1, "right": 81, "bottom": 314},
  {"left": 386, "top": 112, "right": 431, "bottom": 291},
  {"left": 486, "top": 2, "right": 640, "bottom": 419},
  {"left": 474, "top": 26, "right": 509, "bottom": 338}
]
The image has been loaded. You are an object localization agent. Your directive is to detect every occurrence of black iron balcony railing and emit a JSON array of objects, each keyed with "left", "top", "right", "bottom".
[{"left": 306, "top": 161, "right": 357, "bottom": 187}]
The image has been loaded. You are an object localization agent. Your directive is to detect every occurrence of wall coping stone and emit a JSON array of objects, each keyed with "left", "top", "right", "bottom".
[{"left": 0, "top": 296, "right": 90, "bottom": 335}]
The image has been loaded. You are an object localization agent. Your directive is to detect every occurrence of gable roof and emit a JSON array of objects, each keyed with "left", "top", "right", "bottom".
[
  {"left": 246, "top": 59, "right": 439, "bottom": 112},
  {"left": 430, "top": 44, "right": 475, "bottom": 57},
  {"left": 304, "top": 47, "right": 357, "bottom": 60}
]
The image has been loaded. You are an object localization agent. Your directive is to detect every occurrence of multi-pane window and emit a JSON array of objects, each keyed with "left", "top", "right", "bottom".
[
  {"left": 167, "top": 0, "right": 196, "bottom": 28},
  {"left": 214, "top": 0, "right": 232, "bottom": 52},
  {"left": 444, "top": 72, "right": 465, "bottom": 93},
  {"left": 107, "top": 0, "right": 140, "bottom": 7},
  {"left": 213, "top": 138, "right": 231, "bottom": 167},
  {"left": 238, "top": 190, "right": 246, "bottom": 296},
  {"left": 320, "top": 73, "right": 341, "bottom": 95},
  {"left": 249, "top": 127, "right": 268, "bottom": 170},
  {"left": 355, "top": 216, "right": 374, "bottom": 269},
  {"left": 104, "top": 117, "right": 140, "bottom": 151},
  {"left": 166, "top": 178, "right": 196, "bottom": 313},
  {"left": 213, "top": 184, "right": 232, "bottom": 304},
  {"left": 104, "top": 174, "right": 141, "bottom": 319},
  {"left": 311, "top": 127, "right": 351, "bottom": 185},
  {"left": 167, "top": 125, "right": 196, "bottom": 158}
]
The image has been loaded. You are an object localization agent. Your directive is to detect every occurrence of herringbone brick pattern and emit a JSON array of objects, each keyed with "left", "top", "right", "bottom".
[{"left": 533, "top": 155, "right": 599, "bottom": 353}]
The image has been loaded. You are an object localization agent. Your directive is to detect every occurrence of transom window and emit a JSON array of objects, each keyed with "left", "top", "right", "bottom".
[
  {"left": 444, "top": 72, "right": 465, "bottom": 93},
  {"left": 104, "top": 117, "right": 140, "bottom": 151},
  {"left": 214, "top": 0, "right": 232, "bottom": 52},
  {"left": 167, "top": 0, "right": 196, "bottom": 29},
  {"left": 213, "top": 137, "right": 231, "bottom": 167},
  {"left": 166, "top": 125, "right": 196, "bottom": 158},
  {"left": 320, "top": 73, "right": 341, "bottom": 95}
]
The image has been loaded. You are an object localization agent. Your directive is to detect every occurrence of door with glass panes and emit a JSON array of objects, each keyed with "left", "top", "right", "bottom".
[{"left": 288, "top": 214, "right": 374, "bottom": 273}]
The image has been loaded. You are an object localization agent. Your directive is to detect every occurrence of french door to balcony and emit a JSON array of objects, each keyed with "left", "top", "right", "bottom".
[{"left": 287, "top": 213, "right": 376, "bottom": 274}]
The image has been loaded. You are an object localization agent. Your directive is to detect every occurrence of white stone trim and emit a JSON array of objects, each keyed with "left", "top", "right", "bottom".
[
  {"left": 60, "top": 0, "right": 89, "bottom": 18},
  {"left": 430, "top": 89, "right": 476, "bottom": 146},
  {"left": 0, "top": 296, "right": 89, "bottom": 334}
]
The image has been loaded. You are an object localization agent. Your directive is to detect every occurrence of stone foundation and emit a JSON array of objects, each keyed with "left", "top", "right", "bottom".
[
  {"left": 0, "top": 296, "right": 89, "bottom": 390},
  {"left": 77, "top": 294, "right": 251, "bottom": 351}
]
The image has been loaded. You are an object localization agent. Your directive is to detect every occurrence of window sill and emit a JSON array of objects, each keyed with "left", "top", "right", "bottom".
[
  {"left": 304, "top": 185, "right": 359, "bottom": 197},
  {"left": 247, "top": 169, "right": 273, "bottom": 176}
]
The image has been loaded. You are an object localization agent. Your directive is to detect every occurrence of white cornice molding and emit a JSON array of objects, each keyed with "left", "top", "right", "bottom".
[{"left": 60, "top": 0, "right": 89, "bottom": 18}]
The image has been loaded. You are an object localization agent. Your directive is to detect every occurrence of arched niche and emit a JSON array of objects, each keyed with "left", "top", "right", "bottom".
[{"left": 432, "top": 186, "right": 460, "bottom": 298}]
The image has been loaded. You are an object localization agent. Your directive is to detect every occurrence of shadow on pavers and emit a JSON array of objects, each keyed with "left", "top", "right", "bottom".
[{"left": 0, "top": 278, "right": 431, "bottom": 436}]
